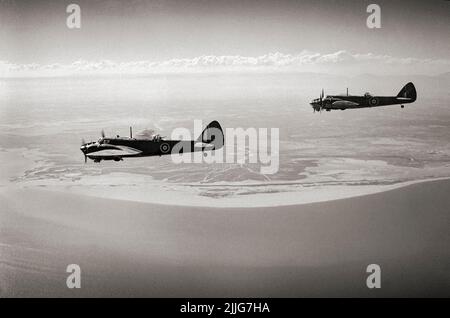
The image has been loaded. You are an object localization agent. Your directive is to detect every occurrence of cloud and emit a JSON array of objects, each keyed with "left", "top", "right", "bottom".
[{"left": 1, "top": 51, "right": 449, "bottom": 77}]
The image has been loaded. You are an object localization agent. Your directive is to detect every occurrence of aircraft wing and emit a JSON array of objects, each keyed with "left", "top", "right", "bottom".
[
  {"left": 332, "top": 100, "right": 360, "bottom": 107},
  {"left": 87, "top": 145, "right": 142, "bottom": 159}
]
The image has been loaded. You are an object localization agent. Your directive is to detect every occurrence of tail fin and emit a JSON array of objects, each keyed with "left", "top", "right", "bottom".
[
  {"left": 397, "top": 82, "right": 417, "bottom": 101},
  {"left": 197, "top": 120, "right": 224, "bottom": 150}
]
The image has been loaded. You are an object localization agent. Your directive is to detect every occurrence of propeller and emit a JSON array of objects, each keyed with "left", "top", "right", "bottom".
[
  {"left": 320, "top": 88, "right": 324, "bottom": 112},
  {"left": 81, "top": 138, "right": 87, "bottom": 163},
  {"left": 101, "top": 129, "right": 105, "bottom": 138},
  {"left": 314, "top": 89, "right": 325, "bottom": 113}
]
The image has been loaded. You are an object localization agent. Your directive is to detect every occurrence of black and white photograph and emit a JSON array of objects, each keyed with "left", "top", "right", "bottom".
[{"left": 0, "top": 0, "right": 449, "bottom": 303}]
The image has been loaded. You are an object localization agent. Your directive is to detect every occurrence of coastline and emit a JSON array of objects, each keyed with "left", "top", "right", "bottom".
[
  {"left": 1, "top": 177, "right": 449, "bottom": 297},
  {"left": 17, "top": 175, "right": 450, "bottom": 208},
  {"left": 2, "top": 146, "right": 450, "bottom": 208}
]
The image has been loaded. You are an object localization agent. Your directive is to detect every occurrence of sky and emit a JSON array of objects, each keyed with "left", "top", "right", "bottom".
[{"left": 0, "top": 0, "right": 449, "bottom": 76}]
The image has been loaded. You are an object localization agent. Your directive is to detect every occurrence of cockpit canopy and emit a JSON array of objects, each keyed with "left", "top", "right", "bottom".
[
  {"left": 91, "top": 130, "right": 164, "bottom": 144},
  {"left": 364, "top": 92, "right": 372, "bottom": 98}
]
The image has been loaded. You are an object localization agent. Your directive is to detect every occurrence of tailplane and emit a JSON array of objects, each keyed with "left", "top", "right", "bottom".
[
  {"left": 197, "top": 120, "right": 224, "bottom": 150},
  {"left": 397, "top": 82, "right": 417, "bottom": 101}
]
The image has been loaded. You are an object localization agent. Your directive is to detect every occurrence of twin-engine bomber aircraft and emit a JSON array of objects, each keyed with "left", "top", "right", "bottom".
[
  {"left": 80, "top": 121, "right": 224, "bottom": 163},
  {"left": 310, "top": 82, "right": 417, "bottom": 112}
]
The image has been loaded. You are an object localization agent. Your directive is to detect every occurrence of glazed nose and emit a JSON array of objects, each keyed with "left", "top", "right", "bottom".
[{"left": 80, "top": 145, "right": 86, "bottom": 152}]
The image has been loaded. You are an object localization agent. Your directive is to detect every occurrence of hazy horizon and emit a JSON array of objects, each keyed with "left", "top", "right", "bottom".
[{"left": 1, "top": 0, "right": 449, "bottom": 77}]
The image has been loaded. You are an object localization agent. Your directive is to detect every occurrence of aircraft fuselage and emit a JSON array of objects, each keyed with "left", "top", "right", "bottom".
[
  {"left": 310, "top": 82, "right": 417, "bottom": 112},
  {"left": 80, "top": 120, "right": 224, "bottom": 162}
]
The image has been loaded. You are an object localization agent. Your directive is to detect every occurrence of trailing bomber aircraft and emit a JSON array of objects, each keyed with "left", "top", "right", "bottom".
[
  {"left": 310, "top": 82, "right": 417, "bottom": 112},
  {"left": 80, "top": 121, "right": 224, "bottom": 163}
]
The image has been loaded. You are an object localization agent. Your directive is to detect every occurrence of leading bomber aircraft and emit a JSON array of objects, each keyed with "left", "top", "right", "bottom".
[
  {"left": 80, "top": 121, "right": 224, "bottom": 163},
  {"left": 310, "top": 82, "right": 416, "bottom": 112}
]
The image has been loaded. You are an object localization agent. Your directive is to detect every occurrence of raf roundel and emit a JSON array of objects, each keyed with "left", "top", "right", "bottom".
[
  {"left": 160, "top": 143, "right": 170, "bottom": 154},
  {"left": 369, "top": 97, "right": 379, "bottom": 106}
]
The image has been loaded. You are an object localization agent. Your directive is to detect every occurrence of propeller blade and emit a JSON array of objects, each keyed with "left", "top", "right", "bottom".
[
  {"left": 321, "top": 89, "right": 325, "bottom": 111},
  {"left": 84, "top": 154, "right": 87, "bottom": 163},
  {"left": 101, "top": 130, "right": 105, "bottom": 138},
  {"left": 81, "top": 138, "right": 86, "bottom": 145}
]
